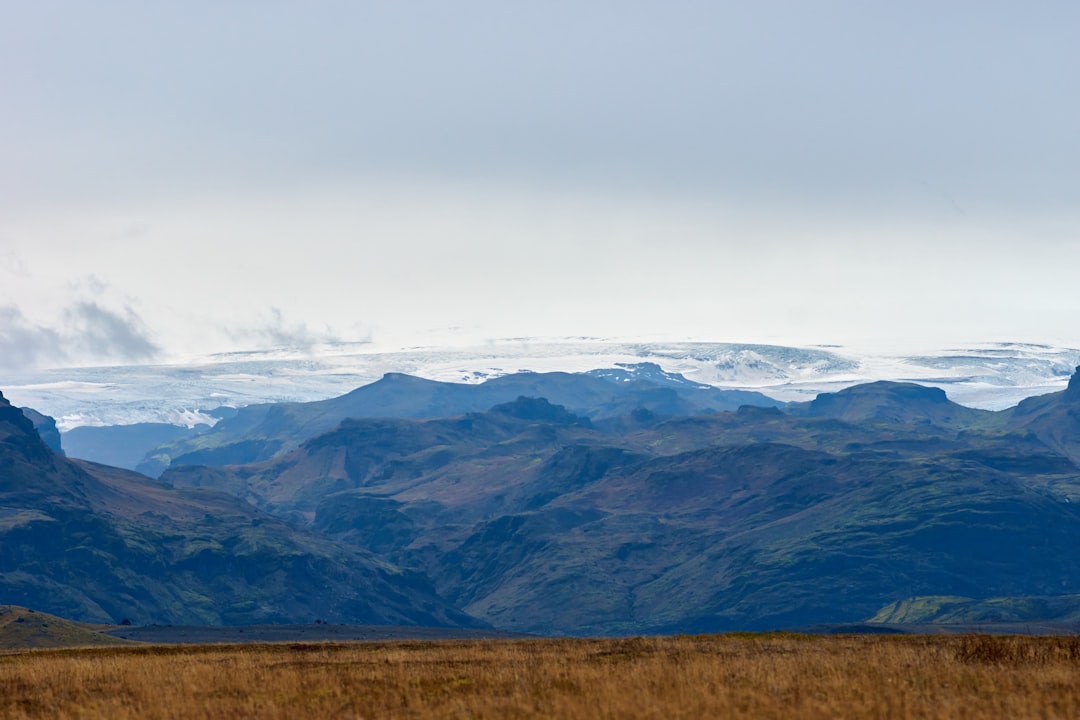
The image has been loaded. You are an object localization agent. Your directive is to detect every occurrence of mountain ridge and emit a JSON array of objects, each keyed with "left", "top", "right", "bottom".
[
  {"left": 135, "top": 367, "right": 782, "bottom": 477},
  {"left": 8, "top": 366, "right": 1080, "bottom": 635}
]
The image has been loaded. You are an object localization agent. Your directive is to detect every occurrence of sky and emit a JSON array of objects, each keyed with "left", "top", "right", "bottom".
[{"left": 2, "top": 1, "right": 1078, "bottom": 371}]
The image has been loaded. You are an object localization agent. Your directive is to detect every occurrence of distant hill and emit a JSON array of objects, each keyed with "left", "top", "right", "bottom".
[
  {"left": 871, "top": 595, "right": 1080, "bottom": 626},
  {"left": 0, "top": 389, "right": 480, "bottom": 629},
  {"left": 137, "top": 366, "right": 781, "bottom": 476},
  {"left": 62, "top": 422, "right": 206, "bottom": 470},
  {"left": 786, "top": 381, "right": 1001, "bottom": 429},
  {"left": 0, "top": 605, "right": 132, "bottom": 649},
  {"left": 1007, "top": 369, "right": 1080, "bottom": 466}
]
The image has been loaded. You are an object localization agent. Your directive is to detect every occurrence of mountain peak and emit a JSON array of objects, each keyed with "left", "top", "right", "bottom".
[
  {"left": 20, "top": 408, "right": 64, "bottom": 455},
  {"left": 1065, "top": 366, "right": 1080, "bottom": 402},
  {"left": 0, "top": 396, "right": 35, "bottom": 438},
  {"left": 490, "top": 396, "right": 590, "bottom": 426},
  {"left": 0, "top": 392, "right": 64, "bottom": 456},
  {"left": 789, "top": 380, "right": 990, "bottom": 427},
  {"left": 374, "top": 372, "right": 443, "bottom": 386},
  {"left": 806, "top": 381, "right": 949, "bottom": 414},
  {"left": 586, "top": 362, "right": 707, "bottom": 388}
]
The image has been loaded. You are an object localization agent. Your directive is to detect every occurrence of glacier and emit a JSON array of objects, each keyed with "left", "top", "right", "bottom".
[{"left": 2, "top": 339, "right": 1078, "bottom": 430}]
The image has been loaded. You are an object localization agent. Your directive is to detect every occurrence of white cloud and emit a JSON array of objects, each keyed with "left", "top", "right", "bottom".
[
  {"left": 0, "top": 300, "right": 160, "bottom": 371},
  {"left": 225, "top": 307, "right": 362, "bottom": 351},
  {"left": 0, "top": 2, "right": 1076, "bottom": 365},
  {"left": 0, "top": 306, "right": 65, "bottom": 369}
]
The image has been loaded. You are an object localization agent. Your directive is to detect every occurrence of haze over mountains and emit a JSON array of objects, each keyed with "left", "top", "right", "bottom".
[{"left": 4, "top": 350, "right": 1080, "bottom": 636}]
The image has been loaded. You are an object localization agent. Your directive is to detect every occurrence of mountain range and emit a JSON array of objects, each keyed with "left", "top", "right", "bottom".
[
  {"left": 132, "top": 364, "right": 779, "bottom": 476},
  {"left": 158, "top": 374, "right": 1080, "bottom": 634},
  {"left": 4, "top": 364, "right": 1080, "bottom": 635},
  {"left": 0, "top": 389, "right": 478, "bottom": 628}
]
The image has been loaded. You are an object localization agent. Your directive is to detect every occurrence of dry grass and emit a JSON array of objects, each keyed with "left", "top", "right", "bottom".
[{"left": 1, "top": 634, "right": 1079, "bottom": 719}]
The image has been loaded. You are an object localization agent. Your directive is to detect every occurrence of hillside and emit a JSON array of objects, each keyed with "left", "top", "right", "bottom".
[
  {"left": 1007, "top": 370, "right": 1080, "bottom": 466},
  {"left": 871, "top": 594, "right": 1080, "bottom": 626},
  {"left": 0, "top": 390, "right": 480, "bottom": 628},
  {"left": 0, "top": 605, "right": 132, "bottom": 649}
]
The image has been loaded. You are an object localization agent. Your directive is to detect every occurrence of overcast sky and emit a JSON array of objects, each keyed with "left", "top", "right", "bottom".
[{"left": 2, "top": 1, "right": 1078, "bottom": 370}]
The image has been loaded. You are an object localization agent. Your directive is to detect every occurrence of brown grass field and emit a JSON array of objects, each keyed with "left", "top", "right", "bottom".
[{"left": 1, "top": 634, "right": 1079, "bottom": 719}]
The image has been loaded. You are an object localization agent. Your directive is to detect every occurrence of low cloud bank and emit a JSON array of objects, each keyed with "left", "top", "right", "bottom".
[
  {"left": 226, "top": 307, "right": 365, "bottom": 352},
  {"left": 0, "top": 302, "right": 160, "bottom": 370}
]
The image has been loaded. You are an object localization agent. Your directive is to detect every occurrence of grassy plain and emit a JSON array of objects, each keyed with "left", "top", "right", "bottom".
[{"left": 1, "top": 634, "right": 1079, "bottom": 719}]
